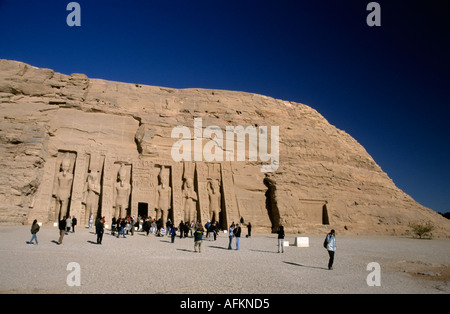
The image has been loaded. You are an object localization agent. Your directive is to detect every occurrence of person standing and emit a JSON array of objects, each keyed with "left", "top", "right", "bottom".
[
  {"left": 277, "top": 225, "right": 285, "bottom": 253},
  {"left": 111, "top": 217, "right": 117, "bottom": 236},
  {"left": 325, "top": 229, "right": 336, "bottom": 270},
  {"left": 72, "top": 216, "right": 77, "bottom": 233},
  {"left": 89, "top": 214, "right": 94, "bottom": 229},
  {"left": 66, "top": 216, "right": 72, "bottom": 233},
  {"left": 28, "top": 219, "right": 40, "bottom": 245},
  {"left": 117, "top": 218, "right": 126, "bottom": 238},
  {"left": 194, "top": 223, "right": 204, "bottom": 253},
  {"left": 96, "top": 216, "right": 105, "bottom": 244},
  {"left": 228, "top": 223, "right": 234, "bottom": 250},
  {"left": 179, "top": 221, "right": 184, "bottom": 239},
  {"left": 58, "top": 216, "right": 66, "bottom": 245},
  {"left": 247, "top": 222, "right": 252, "bottom": 238},
  {"left": 234, "top": 224, "right": 242, "bottom": 250}
]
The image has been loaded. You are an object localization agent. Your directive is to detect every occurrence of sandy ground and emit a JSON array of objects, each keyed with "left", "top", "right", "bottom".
[{"left": 0, "top": 225, "right": 449, "bottom": 294}]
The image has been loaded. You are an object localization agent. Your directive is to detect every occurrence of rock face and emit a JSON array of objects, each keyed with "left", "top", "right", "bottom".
[{"left": 0, "top": 59, "right": 448, "bottom": 236}]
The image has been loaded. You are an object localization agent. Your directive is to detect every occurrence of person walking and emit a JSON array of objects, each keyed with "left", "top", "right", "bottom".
[
  {"left": 170, "top": 225, "right": 178, "bottom": 243},
  {"left": 28, "top": 219, "right": 40, "bottom": 245},
  {"left": 277, "top": 225, "right": 285, "bottom": 253},
  {"left": 58, "top": 216, "right": 66, "bottom": 245},
  {"left": 194, "top": 223, "right": 204, "bottom": 253},
  {"left": 234, "top": 223, "right": 242, "bottom": 250},
  {"left": 228, "top": 223, "right": 234, "bottom": 250},
  {"left": 96, "top": 216, "right": 105, "bottom": 244},
  {"left": 143, "top": 218, "right": 151, "bottom": 236},
  {"left": 325, "top": 229, "right": 337, "bottom": 270}
]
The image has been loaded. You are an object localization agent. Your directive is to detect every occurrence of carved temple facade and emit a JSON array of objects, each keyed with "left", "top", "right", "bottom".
[{"left": 31, "top": 150, "right": 252, "bottom": 231}]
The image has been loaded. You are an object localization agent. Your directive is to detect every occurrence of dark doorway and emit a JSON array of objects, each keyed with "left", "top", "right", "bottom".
[
  {"left": 322, "top": 204, "right": 330, "bottom": 225},
  {"left": 138, "top": 202, "right": 148, "bottom": 218}
]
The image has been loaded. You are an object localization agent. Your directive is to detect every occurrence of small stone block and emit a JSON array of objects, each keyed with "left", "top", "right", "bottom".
[{"left": 295, "top": 237, "right": 309, "bottom": 247}]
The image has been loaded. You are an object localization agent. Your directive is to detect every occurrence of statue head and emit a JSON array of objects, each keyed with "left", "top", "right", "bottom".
[
  {"left": 89, "top": 170, "right": 99, "bottom": 183},
  {"left": 185, "top": 178, "right": 193, "bottom": 189},
  {"left": 118, "top": 166, "right": 127, "bottom": 183},
  {"left": 61, "top": 156, "right": 71, "bottom": 176},
  {"left": 158, "top": 167, "right": 170, "bottom": 186},
  {"left": 210, "top": 179, "right": 219, "bottom": 193}
]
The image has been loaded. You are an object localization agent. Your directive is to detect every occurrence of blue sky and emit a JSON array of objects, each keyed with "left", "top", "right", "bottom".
[{"left": 0, "top": 0, "right": 449, "bottom": 213}]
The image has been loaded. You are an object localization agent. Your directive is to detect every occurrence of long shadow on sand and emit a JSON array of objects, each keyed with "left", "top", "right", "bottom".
[
  {"left": 283, "top": 261, "right": 328, "bottom": 270},
  {"left": 249, "top": 249, "right": 278, "bottom": 254},
  {"left": 176, "top": 248, "right": 196, "bottom": 253},
  {"left": 208, "top": 245, "right": 230, "bottom": 251}
]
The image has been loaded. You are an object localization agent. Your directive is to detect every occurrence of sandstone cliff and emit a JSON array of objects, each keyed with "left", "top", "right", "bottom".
[{"left": 0, "top": 59, "right": 448, "bottom": 236}]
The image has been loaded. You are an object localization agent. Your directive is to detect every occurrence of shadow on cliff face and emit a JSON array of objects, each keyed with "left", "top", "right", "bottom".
[{"left": 263, "top": 177, "right": 280, "bottom": 233}]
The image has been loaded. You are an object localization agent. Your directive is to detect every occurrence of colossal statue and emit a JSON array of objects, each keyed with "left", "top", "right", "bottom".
[
  {"left": 83, "top": 170, "right": 101, "bottom": 222},
  {"left": 53, "top": 155, "right": 74, "bottom": 220},
  {"left": 114, "top": 165, "right": 131, "bottom": 219},
  {"left": 155, "top": 167, "right": 172, "bottom": 227},
  {"left": 182, "top": 177, "right": 198, "bottom": 223},
  {"left": 207, "top": 179, "right": 221, "bottom": 223}
]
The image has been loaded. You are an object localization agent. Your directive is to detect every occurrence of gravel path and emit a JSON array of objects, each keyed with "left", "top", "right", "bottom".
[{"left": 0, "top": 225, "right": 449, "bottom": 294}]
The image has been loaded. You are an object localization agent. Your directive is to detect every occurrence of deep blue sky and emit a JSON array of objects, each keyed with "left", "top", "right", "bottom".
[{"left": 1, "top": 0, "right": 449, "bottom": 213}]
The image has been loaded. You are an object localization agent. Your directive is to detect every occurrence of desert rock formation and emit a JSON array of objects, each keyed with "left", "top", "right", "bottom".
[{"left": 0, "top": 59, "right": 448, "bottom": 236}]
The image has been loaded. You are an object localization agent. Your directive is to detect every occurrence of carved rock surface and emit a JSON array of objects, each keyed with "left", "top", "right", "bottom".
[{"left": 0, "top": 59, "right": 448, "bottom": 236}]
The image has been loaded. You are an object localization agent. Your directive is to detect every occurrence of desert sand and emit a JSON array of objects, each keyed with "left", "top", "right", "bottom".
[{"left": 0, "top": 225, "right": 448, "bottom": 294}]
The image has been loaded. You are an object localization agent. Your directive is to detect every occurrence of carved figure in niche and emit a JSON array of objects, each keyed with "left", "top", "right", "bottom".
[
  {"left": 155, "top": 167, "right": 171, "bottom": 228},
  {"left": 53, "top": 155, "right": 73, "bottom": 220},
  {"left": 114, "top": 165, "right": 131, "bottom": 219},
  {"left": 182, "top": 178, "right": 198, "bottom": 223},
  {"left": 83, "top": 170, "right": 101, "bottom": 222},
  {"left": 207, "top": 179, "right": 221, "bottom": 223}
]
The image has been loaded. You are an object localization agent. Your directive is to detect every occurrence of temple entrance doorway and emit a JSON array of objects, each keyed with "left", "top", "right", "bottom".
[{"left": 138, "top": 202, "right": 148, "bottom": 218}]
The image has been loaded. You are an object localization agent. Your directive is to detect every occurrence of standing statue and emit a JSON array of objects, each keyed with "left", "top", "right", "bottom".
[
  {"left": 114, "top": 165, "right": 131, "bottom": 219},
  {"left": 207, "top": 179, "right": 221, "bottom": 223},
  {"left": 182, "top": 178, "right": 198, "bottom": 223},
  {"left": 155, "top": 167, "right": 171, "bottom": 228},
  {"left": 83, "top": 170, "right": 101, "bottom": 223},
  {"left": 53, "top": 155, "right": 73, "bottom": 220}
]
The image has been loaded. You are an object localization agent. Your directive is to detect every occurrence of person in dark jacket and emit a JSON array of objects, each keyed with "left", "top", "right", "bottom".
[
  {"left": 72, "top": 216, "right": 77, "bottom": 232},
  {"left": 117, "top": 218, "right": 126, "bottom": 238},
  {"left": 58, "top": 216, "right": 66, "bottom": 245},
  {"left": 277, "top": 225, "right": 285, "bottom": 253},
  {"left": 96, "top": 216, "right": 105, "bottom": 244},
  {"left": 28, "top": 219, "right": 40, "bottom": 245},
  {"left": 247, "top": 222, "right": 252, "bottom": 238},
  {"left": 170, "top": 225, "right": 178, "bottom": 243}
]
